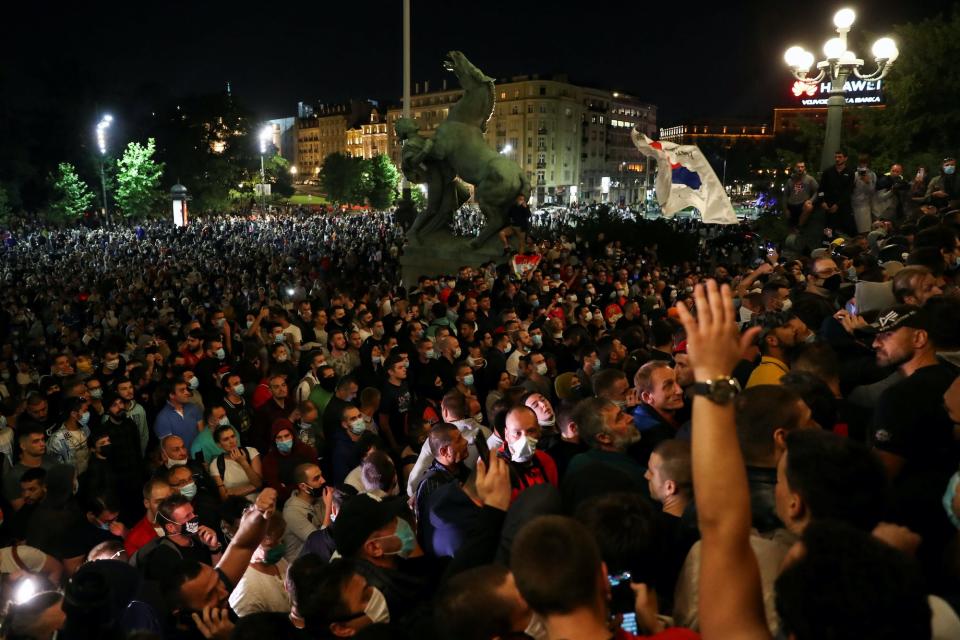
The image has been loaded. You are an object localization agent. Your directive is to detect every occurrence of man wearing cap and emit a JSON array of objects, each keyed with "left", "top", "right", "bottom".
[
  {"left": 331, "top": 494, "right": 428, "bottom": 624},
  {"left": 864, "top": 304, "right": 956, "bottom": 548}
]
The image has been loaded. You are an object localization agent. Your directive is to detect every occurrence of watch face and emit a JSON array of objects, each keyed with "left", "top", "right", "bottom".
[{"left": 712, "top": 383, "right": 737, "bottom": 403}]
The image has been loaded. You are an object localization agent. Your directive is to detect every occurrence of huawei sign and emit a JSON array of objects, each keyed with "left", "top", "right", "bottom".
[{"left": 791, "top": 81, "right": 817, "bottom": 97}]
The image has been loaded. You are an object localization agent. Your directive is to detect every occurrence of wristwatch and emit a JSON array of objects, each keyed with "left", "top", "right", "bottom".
[{"left": 690, "top": 376, "right": 741, "bottom": 404}]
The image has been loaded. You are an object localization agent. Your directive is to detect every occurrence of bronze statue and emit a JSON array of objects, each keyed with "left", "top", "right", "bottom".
[{"left": 396, "top": 51, "right": 529, "bottom": 249}]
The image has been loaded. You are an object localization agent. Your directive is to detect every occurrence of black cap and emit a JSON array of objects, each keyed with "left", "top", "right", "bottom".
[
  {"left": 858, "top": 305, "right": 928, "bottom": 335},
  {"left": 331, "top": 494, "right": 406, "bottom": 558}
]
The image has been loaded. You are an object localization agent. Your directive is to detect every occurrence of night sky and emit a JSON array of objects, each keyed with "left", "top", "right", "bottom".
[{"left": 2, "top": 0, "right": 955, "bottom": 125}]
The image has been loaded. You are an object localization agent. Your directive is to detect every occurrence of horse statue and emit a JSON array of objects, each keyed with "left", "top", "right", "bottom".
[{"left": 397, "top": 51, "right": 529, "bottom": 249}]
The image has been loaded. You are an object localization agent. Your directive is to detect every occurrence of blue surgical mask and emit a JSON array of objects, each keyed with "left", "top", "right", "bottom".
[
  {"left": 79, "top": 411, "right": 90, "bottom": 426},
  {"left": 215, "top": 348, "right": 226, "bottom": 360},
  {"left": 373, "top": 519, "right": 416, "bottom": 558},
  {"left": 531, "top": 334, "right": 543, "bottom": 347},
  {"left": 180, "top": 482, "right": 198, "bottom": 500},
  {"left": 188, "top": 377, "right": 199, "bottom": 390},
  {"left": 945, "top": 165, "right": 956, "bottom": 175},
  {"left": 276, "top": 439, "right": 294, "bottom": 454},
  {"left": 462, "top": 374, "right": 475, "bottom": 386},
  {"left": 232, "top": 383, "right": 245, "bottom": 396}
]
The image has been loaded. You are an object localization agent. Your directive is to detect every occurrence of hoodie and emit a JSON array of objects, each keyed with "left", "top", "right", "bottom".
[{"left": 261, "top": 419, "right": 318, "bottom": 503}]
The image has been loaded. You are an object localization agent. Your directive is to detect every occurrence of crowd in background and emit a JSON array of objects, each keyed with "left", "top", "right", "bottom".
[{"left": 1, "top": 151, "right": 960, "bottom": 639}]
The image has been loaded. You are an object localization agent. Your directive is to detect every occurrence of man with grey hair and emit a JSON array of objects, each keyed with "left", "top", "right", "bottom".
[{"left": 565, "top": 397, "right": 646, "bottom": 486}]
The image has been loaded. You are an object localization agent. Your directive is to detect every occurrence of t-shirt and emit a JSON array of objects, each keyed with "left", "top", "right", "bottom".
[
  {"left": 2, "top": 457, "right": 57, "bottom": 502},
  {"left": 871, "top": 364, "right": 957, "bottom": 537},
  {"left": 379, "top": 381, "right": 411, "bottom": 438},
  {"left": 228, "top": 561, "right": 291, "bottom": 617},
  {"left": 209, "top": 447, "right": 260, "bottom": 498},
  {"left": 0, "top": 544, "right": 46, "bottom": 574}
]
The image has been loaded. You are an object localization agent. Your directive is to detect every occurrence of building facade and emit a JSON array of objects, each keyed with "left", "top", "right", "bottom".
[{"left": 295, "top": 77, "right": 656, "bottom": 206}]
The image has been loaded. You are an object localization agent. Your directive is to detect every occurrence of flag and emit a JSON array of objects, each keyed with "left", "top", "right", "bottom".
[{"left": 631, "top": 131, "right": 738, "bottom": 224}]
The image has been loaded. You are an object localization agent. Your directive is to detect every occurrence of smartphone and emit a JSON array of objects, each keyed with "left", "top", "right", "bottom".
[
  {"left": 475, "top": 432, "right": 490, "bottom": 463},
  {"left": 608, "top": 571, "right": 634, "bottom": 615},
  {"left": 845, "top": 300, "right": 857, "bottom": 316},
  {"left": 620, "top": 612, "right": 639, "bottom": 635}
]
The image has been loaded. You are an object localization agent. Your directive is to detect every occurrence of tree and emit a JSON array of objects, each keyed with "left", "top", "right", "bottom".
[
  {"left": 320, "top": 152, "right": 366, "bottom": 205},
  {"left": 265, "top": 154, "right": 295, "bottom": 198},
  {"left": 115, "top": 138, "right": 165, "bottom": 218},
  {"left": 48, "top": 162, "right": 95, "bottom": 223},
  {"left": 0, "top": 184, "right": 12, "bottom": 226},
  {"left": 364, "top": 154, "right": 400, "bottom": 210}
]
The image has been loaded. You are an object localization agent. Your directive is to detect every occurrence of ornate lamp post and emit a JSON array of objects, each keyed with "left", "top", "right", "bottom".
[{"left": 784, "top": 8, "right": 899, "bottom": 170}]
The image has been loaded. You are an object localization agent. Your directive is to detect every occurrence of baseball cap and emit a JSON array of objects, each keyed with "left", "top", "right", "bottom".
[
  {"left": 331, "top": 494, "right": 407, "bottom": 557},
  {"left": 857, "top": 304, "right": 927, "bottom": 335}
]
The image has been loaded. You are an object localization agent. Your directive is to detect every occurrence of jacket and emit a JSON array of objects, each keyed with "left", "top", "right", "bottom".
[{"left": 261, "top": 419, "right": 318, "bottom": 504}]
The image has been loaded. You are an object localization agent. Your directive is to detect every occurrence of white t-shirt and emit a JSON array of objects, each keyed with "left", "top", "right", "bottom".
[
  {"left": 209, "top": 447, "right": 260, "bottom": 496},
  {"left": 0, "top": 545, "right": 47, "bottom": 574},
  {"left": 228, "top": 560, "right": 291, "bottom": 617}
]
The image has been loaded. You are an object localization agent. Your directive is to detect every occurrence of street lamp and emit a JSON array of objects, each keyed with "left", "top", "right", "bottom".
[
  {"left": 96, "top": 115, "right": 113, "bottom": 226},
  {"left": 258, "top": 126, "right": 272, "bottom": 212},
  {"left": 785, "top": 8, "right": 898, "bottom": 170}
]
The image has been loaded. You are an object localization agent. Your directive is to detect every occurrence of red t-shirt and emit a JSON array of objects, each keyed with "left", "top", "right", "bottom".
[{"left": 124, "top": 515, "right": 160, "bottom": 556}]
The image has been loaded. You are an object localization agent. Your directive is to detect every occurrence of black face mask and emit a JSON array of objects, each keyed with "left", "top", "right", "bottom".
[
  {"left": 820, "top": 274, "right": 842, "bottom": 292},
  {"left": 98, "top": 444, "right": 113, "bottom": 459},
  {"left": 304, "top": 482, "right": 328, "bottom": 498},
  {"left": 319, "top": 376, "right": 337, "bottom": 392}
]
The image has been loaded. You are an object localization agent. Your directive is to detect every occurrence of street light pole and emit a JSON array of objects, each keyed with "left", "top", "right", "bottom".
[
  {"left": 259, "top": 126, "right": 272, "bottom": 213},
  {"left": 96, "top": 115, "right": 113, "bottom": 227},
  {"left": 784, "top": 8, "right": 899, "bottom": 171}
]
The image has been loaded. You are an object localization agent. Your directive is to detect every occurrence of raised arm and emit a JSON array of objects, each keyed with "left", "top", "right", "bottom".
[
  {"left": 676, "top": 281, "right": 770, "bottom": 640},
  {"left": 217, "top": 488, "right": 276, "bottom": 587}
]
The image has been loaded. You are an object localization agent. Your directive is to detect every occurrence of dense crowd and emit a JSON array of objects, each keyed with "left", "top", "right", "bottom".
[{"left": 2, "top": 150, "right": 960, "bottom": 640}]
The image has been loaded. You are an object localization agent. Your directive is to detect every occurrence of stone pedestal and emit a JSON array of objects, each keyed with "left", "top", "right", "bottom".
[{"left": 399, "top": 231, "right": 513, "bottom": 285}]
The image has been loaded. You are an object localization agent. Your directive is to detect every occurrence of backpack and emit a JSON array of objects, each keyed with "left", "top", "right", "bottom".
[
  {"left": 215, "top": 448, "right": 252, "bottom": 480},
  {"left": 129, "top": 535, "right": 182, "bottom": 570}
]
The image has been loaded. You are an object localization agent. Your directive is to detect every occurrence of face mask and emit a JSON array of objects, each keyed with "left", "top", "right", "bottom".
[
  {"left": 349, "top": 418, "right": 367, "bottom": 435},
  {"left": 539, "top": 415, "right": 556, "bottom": 428},
  {"left": 372, "top": 328, "right": 385, "bottom": 340},
  {"left": 462, "top": 374, "right": 475, "bottom": 386},
  {"left": 263, "top": 544, "right": 287, "bottom": 565},
  {"left": 274, "top": 334, "right": 285, "bottom": 344},
  {"left": 425, "top": 349, "right": 436, "bottom": 359},
  {"left": 820, "top": 274, "right": 842, "bottom": 292},
  {"left": 509, "top": 434, "right": 538, "bottom": 463},
  {"left": 217, "top": 416, "right": 230, "bottom": 427},
  {"left": 216, "top": 318, "right": 226, "bottom": 328},
  {"left": 452, "top": 347, "right": 462, "bottom": 359},
  {"left": 180, "top": 482, "right": 198, "bottom": 500},
  {"left": 379, "top": 519, "right": 416, "bottom": 558},
  {"left": 232, "top": 383, "right": 245, "bottom": 396},
  {"left": 945, "top": 165, "right": 956, "bottom": 175},
  {"left": 79, "top": 411, "right": 90, "bottom": 426},
  {"left": 188, "top": 377, "right": 200, "bottom": 390},
  {"left": 944, "top": 473, "right": 960, "bottom": 529},
  {"left": 531, "top": 334, "right": 543, "bottom": 348},
  {"left": 97, "top": 519, "right": 112, "bottom": 531},
  {"left": 276, "top": 353, "right": 289, "bottom": 363},
  {"left": 246, "top": 320, "right": 254, "bottom": 329},
  {"left": 584, "top": 312, "right": 593, "bottom": 322},
  {"left": 105, "top": 359, "right": 120, "bottom": 370},
  {"left": 531, "top": 299, "right": 540, "bottom": 308},
  {"left": 365, "top": 586, "right": 391, "bottom": 624},
  {"left": 320, "top": 377, "right": 337, "bottom": 392},
  {"left": 524, "top": 613, "right": 549, "bottom": 640},
  {"left": 371, "top": 356, "right": 382, "bottom": 365},
  {"left": 215, "top": 348, "right": 226, "bottom": 360},
  {"left": 535, "top": 363, "right": 548, "bottom": 376},
  {"left": 584, "top": 296, "right": 593, "bottom": 305},
  {"left": 502, "top": 342, "right": 512, "bottom": 354},
  {"left": 99, "top": 444, "right": 113, "bottom": 459},
  {"left": 781, "top": 298, "right": 793, "bottom": 312},
  {"left": 276, "top": 439, "right": 294, "bottom": 454}
]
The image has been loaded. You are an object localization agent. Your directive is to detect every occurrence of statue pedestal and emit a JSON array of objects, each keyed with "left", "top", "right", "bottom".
[{"left": 399, "top": 231, "right": 510, "bottom": 286}]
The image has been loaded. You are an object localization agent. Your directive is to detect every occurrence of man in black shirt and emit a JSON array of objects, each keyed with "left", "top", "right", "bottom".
[
  {"left": 140, "top": 493, "right": 222, "bottom": 584},
  {"left": 818, "top": 150, "right": 856, "bottom": 236},
  {"left": 863, "top": 305, "right": 957, "bottom": 567},
  {"left": 379, "top": 356, "right": 411, "bottom": 450}
]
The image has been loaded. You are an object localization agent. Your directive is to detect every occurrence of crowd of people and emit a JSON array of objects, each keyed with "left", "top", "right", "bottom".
[{"left": 1, "top": 151, "right": 960, "bottom": 640}]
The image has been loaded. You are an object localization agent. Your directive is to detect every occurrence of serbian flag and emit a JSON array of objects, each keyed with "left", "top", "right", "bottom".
[{"left": 631, "top": 131, "right": 738, "bottom": 224}]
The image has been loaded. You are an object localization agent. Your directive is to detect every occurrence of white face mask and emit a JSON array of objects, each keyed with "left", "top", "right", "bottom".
[
  {"left": 165, "top": 457, "right": 188, "bottom": 468},
  {"left": 535, "top": 363, "right": 548, "bottom": 376},
  {"left": 781, "top": 298, "right": 794, "bottom": 312},
  {"left": 524, "top": 613, "right": 549, "bottom": 640},
  {"left": 509, "top": 434, "right": 538, "bottom": 463},
  {"left": 364, "top": 586, "right": 391, "bottom": 624}
]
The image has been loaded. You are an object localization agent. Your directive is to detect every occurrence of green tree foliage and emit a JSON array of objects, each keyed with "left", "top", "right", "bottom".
[
  {"left": 365, "top": 154, "right": 400, "bottom": 209},
  {"left": 48, "top": 162, "right": 94, "bottom": 223},
  {"left": 264, "top": 154, "right": 295, "bottom": 198},
  {"left": 115, "top": 138, "right": 165, "bottom": 218},
  {"left": 320, "top": 152, "right": 365, "bottom": 205},
  {"left": 0, "top": 184, "right": 12, "bottom": 225}
]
